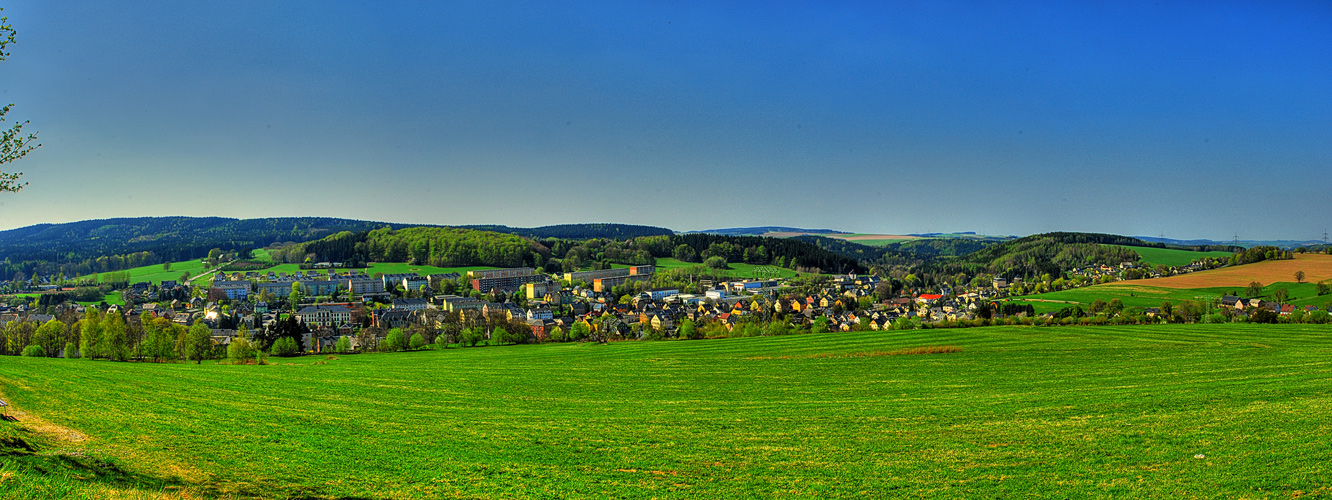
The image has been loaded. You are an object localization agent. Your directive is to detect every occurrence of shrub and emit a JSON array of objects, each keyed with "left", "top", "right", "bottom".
[
  {"left": 271, "top": 337, "right": 300, "bottom": 357},
  {"left": 64, "top": 342, "right": 78, "bottom": 359},
  {"left": 384, "top": 328, "right": 406, "bottom": 352},
  {"left": 548, "top": 327, "right": 566, "bottom": 342},
  {"left": 409, "top": 333, "right": 426, "bottom": 350},
  {"left": 228, "top": 337, "right": 258, "bottom": 362},
  {"left": 336, "top": 336, "right": 351, "bottom": 353},
  {"left": 21, "top": 345, "right": 45, "bottom": 357}
]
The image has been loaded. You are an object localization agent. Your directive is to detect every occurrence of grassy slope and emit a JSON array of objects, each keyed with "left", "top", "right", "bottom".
[
  {"left": 3, "top": 325, "right": 1332, "bottom": 498},
  {"left": 1006, "top": 283, "right": 1332, "bottom": 314},
  {"left": 655, "top": 257, "right": 801, "bottom": 279},
  {"left": 84, "top": 258, "right": 212, "bottom": 285},
  {"left": 1115, "top": 245, "right": 1234, "bottom": 267}
]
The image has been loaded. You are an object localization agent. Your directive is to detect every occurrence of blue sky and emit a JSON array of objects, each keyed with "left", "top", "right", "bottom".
[{"left": 0, "top": 1, "right": 1328, "bottom": 239}]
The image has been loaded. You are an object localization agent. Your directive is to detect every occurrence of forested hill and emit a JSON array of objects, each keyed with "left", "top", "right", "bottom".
[
  {"left": 456, "top": 223, "right": 673, "bottom": 239},
  {"left": 0, "top": 217, "right": 402, "bottom": 277},
  {"left": 923, "top": 232, "right": 1149, "bottom": 279},
  {"left": 276, "top": 227, "right": 544, "bottom": 268},
  {"left": 0, "top": 217, "right": 672, "bottom": 281}
]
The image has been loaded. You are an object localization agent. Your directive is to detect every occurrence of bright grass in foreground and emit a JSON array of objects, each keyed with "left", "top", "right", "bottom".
[{"left": 1, "top": 324, "right": 1331, "bottom": 498}]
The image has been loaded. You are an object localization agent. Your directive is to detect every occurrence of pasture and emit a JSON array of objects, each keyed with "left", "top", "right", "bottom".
[
  {"left": 1115, "top": 245, "right": 1235, "bottom": 267},
  {"left": 3, "top": 324, "right": 1332, "bottom": 498},
  {"left": 653, "top": 258, "right": 801, "bottom": 279},
  {"left": 84, "top": 258, "right": 214, "bottom": 286},
  {"left": 1006, "top": 282, "right": 1332, "bottom": 314}
]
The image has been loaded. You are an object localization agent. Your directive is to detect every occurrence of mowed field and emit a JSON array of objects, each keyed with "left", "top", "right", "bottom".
[
  {"left": 85, "top": 258, "right": 215, "bottom": 285},
  {"left": 1118, "top": 253, "right": 1332, "bottom": 289},
  {"left": 654, "top": 257, "right": 800, "bottom": 279},
  {"left": 4, "top": 325, "right": 1332, "bottom": 498},
  {"left": 1115, "top": 246, "right": 1235, "bottom": 267}
]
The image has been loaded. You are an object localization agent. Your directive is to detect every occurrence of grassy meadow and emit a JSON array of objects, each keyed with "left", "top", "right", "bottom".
[
  {"left": 654, "top": 257, "right": 801, "bottom": 279},
  {"left": 84, "top": 258, "right": 214, "bottom": 286},
  {"left": 3, "top": 324, "right": 1332, "bottom": 498},
  {"left": 1115, "top": 245, "right": 1235, "bottom": 267},
  {"left": 1006, "top": 282, "right": 1332, "bottom": 314}
]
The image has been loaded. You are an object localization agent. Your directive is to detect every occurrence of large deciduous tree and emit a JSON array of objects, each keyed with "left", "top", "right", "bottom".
[{"left": 0, "top": 8, "right": 39, "bottom": 192}]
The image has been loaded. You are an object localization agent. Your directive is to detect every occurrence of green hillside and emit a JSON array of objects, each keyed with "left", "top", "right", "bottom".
[
  {"left": 654, "top": 257, "right": 801, "bottom": 279},
  {"left": 1114, "top": 245, "right": 1234, "bottom": 267},
  {"left": 3, "top": 325, "right": 1332, "bottom": 498},
  {"left": 1005, "top": 283, "right": 1331, "bottom": 314}
]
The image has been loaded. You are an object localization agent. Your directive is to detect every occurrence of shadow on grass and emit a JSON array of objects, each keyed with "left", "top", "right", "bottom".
[
  {"left": 2, "top": 422, "right": 387, "bottom": 499},
  {"left": 2, "top": 423, "right": 186, "bottom": 494}
]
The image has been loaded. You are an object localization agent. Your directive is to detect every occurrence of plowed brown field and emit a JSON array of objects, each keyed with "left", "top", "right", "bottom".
[{"left": 1117, "top": 253, "right": 1332, "bottom": 288}]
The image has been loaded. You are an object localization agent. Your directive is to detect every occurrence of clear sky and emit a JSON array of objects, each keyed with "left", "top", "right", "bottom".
[{"left": 0, "top": 1, "right": 1328, "bottom": 240}]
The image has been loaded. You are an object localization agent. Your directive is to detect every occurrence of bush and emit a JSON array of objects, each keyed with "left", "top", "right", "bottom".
[
  {"left": 461, "top": 328, "right": 484, "bottom": 347},
  {"left": 21, "top": 345, "right": 45, "bottom": 357},
  {"left": 548, "top": 327, "right": 566, "bottom": 342},
  {"left": 271, "top": 337, "right": 300, "bottom": 357},
  {"left": 336, "top": 336, "right": 351, "bottom": 353},
  {"left": 704, "top": 256, "right": 728, "bottom": 270},
  {"left": 384, "top": 328, "right": 406, "bottom": 352},
  {"left": 228, "top": 337, "right": 258, "bottom": 361},
  {"left": 64, "top": 342, "right": 78, "bottom": 359},
  {"left": 434, "top": 334, "right": 449, "bottom": 349},
  {"left": 409, "top": 333, "right": 426, "bottom": 350}
]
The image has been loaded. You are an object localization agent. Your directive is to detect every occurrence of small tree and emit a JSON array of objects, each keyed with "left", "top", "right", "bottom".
[
  {"left": 491, "top": 327, "right": 509, "bottom": 345},
  {"left": 1295, "top": 270, "right": 1306, "bottom": 284},
  {"left": 677, "top": 319, "right": 696, "bottom": 340},
  {"left": 433, "top": 334, "right": 448, "bottom": 349},
  {"left": 227, "top": 336, "right": 258, "bottom": 362},
  {"left": 548, "top": 326, "right": 566, "bottom": 342},
  {"left": 704, "top": 256, "right": 728, "bottom": 270},
  {"left": 1274, "top": 288, "right": 1290, "bottom": 304},
  {"left": 271, "top": 336, "right": 299, "bottom": 356},
  {"left": 811, "top": 316, "right": 831, "bottom": 333},
  {"left": 335, "top": 336, "right": 351, "bottom": 353},
  {"left": 21, "top": 344, "right": 44, "bottom": 357},
  {"left": 409, "top": 332, "right": 426, "bottom": 350},
  {"left": 384, "top": 328, "right": 406, "bottom": 352},
  {"left": 186, "top": 322, "right": 214, "bottom": 364},
  {"left": 1247, "top": 281, "right": 1265, "bottom": 298}
]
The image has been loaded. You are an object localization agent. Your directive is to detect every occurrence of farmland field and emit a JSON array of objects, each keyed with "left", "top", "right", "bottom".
[
  {"left": 1118, "top": 253, "right": 1332, "bottom": 289},
  {"left": 84, "top": 258, "right": 214, "bottom": 285},
  {"left": 4, "top": 324, "right": 1332, "bottom": 498},
  {"left": 1115, "top": 245, "right": 1234, "bottom": 267},
  {"left": 653, "top": 257, "right": 800, "bottom": 278},
  {"left": 1006, "top": 282, "right": 1332, "bottom": 314}
]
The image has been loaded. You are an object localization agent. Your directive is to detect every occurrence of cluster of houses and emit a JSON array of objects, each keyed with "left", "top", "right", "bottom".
[
  {"left": 1217, "top": 295, "right": 1321, "bottom": 318},
  {"left": 7, "top": 250, "right": 1318, "bottom": 357}
]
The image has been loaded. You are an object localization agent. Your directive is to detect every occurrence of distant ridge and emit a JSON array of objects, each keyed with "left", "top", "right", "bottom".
[
  {"left": 1135, "top": 236, "right": 1324, "bottom": 250},
  {"left": 690, "top": 227, "right": 849, "bottom": 236}
]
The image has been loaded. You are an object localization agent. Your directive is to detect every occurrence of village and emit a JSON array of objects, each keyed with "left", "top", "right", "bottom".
[{"left": 1, "top": 251, "right": 1282, "bottom": 358}]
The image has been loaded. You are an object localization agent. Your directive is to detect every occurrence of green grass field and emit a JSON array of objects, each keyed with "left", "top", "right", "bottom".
[
  {"left": 1115, "top": 245, "right": 1235, "bottom": 267},
  {"left": 3, "top": 324, "right": 1332, "bottom": 498},
  {"left": 654, "top": 257, "right": 801, "bottom": 279},
  {"left": 83, "top": 258, "right": 213, "bottom": 286},
  {"left": 1006, "top": 282, "right": 1332, "bottom": 314}
]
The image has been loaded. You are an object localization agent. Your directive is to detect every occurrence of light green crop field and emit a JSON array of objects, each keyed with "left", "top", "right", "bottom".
[
  {"left": 243, "top": 262, "right": 495, "bottom": 278},
  {"left": 3, "top": 324, "right": 1332, "bottom": 498},
  {"left": 654, "top": 257, "right": 801, "bottom": 279},
  {"left": 83, "top": 259, "right": 213, "bottom": 285},
  {"left": 1007, "top": 283, "right": 1332, "bottom": 314},
  {"left": 1114, "top": 246, "right": 1235, "bottom": 267}
]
